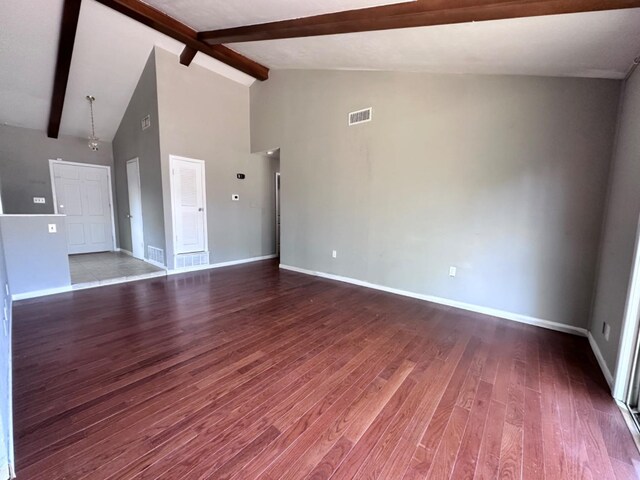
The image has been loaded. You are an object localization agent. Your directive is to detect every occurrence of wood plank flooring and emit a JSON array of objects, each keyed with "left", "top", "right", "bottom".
[{"left": 12, "top": 259, "right": 640, "bottom": 479}]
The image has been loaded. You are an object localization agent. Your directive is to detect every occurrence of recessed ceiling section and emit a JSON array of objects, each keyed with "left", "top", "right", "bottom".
[
  {"left": 231, "top": 9, "right": 640, "bottom": 79},
  {"left": 141, "top": 0, "right": 414, "bottom": 31}
]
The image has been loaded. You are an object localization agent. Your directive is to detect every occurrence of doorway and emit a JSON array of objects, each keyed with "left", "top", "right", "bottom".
[
  {"left": 275, "top": 172, "right": 281, "bottom": 257},
  {"left": 49, "top": 160, "right": 115, "bottom": 254},
  {"left": 170, "top": 155, "right": 208, "bottom": 255},
  {"left": 613, "top": 214, "right": 640, "bottom": 446},
  {"left": 126, "top": 158, "right": 144, "bottom": 260}
]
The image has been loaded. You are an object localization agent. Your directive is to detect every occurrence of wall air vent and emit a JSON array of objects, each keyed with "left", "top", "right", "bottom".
[
  {"left": 147, "top": 246, "right": 165, "bottom": 267},
  {"left": 348, "top": 107, "right": 372, "bottom": 126}
]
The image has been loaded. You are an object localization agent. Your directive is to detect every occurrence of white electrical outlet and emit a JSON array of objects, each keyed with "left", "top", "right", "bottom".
[
  {"left": 449, "top": 266, "right": 457, "bottom": 277},
  {"left": 48, "top": 223, "right": 57, "bottom": 233},
  {"left": 231, "top": 194, "right": 240, "bottom": 201},
  {"left": 332, "top": 250, "right": 337, "bottom": 259},
  {"left": 603, "top": 322, "right": 611, "bottom": 341},
  {"left": 33, "top": 197, "right": 46, "bottom": 204}
]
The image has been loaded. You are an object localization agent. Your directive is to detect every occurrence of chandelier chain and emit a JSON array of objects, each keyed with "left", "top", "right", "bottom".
[{"left": 89, "top": 97, "right": 96, "bottom": 139}]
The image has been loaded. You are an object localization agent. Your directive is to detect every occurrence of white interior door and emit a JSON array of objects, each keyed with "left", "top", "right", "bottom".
[
  {"left": 171, "top": 156, "right": 206, "bottom": 254},
  {"left": 52, "top": 162, "right": 114, "bottom": 254},
  {"left": 126, "top": 159, "right": 144, "bottom": 260}
]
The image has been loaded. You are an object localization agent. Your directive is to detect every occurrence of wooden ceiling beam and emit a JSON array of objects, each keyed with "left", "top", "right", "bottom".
[
  {"left": 48, "top": 0, "right": 83, "bottom": 139},
  {"left": 179, "top": 46, "right": 198, "bottom": 66},
  {"left": 95, "top": 0, "right": 269, "bottom": 80},
  {"left": 198, "top": 0, "right": 640, "bottom": 44}
]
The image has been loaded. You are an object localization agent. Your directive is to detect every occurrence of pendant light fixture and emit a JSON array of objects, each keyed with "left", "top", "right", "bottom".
[{"left": 86, "top": 95, "right": 99, "bottom": 151}]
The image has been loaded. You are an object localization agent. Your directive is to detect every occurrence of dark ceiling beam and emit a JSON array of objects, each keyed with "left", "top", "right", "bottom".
[
  {"left": 94, "top": 0, "right": 269, "bottom": 80},
  {"left": 179, "top": 46, "right": 198, "bottom": 66},
  {"left": 198, "top": 0, "right": 640, "bottom": 44},
  {"left": 48, "top": 0, "right": 83, "bottom": 139}
]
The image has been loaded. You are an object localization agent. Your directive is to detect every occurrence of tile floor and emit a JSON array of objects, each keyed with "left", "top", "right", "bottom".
[{"left": 68, "top": 251, "right": 165, "bottom": 285}]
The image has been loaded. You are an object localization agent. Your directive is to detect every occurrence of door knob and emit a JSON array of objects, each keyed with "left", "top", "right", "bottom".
[{"left": 198, "top": 208, "right": 204, "bottom": 212}]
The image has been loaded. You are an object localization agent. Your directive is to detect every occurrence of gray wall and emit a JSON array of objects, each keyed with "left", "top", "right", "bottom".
[
  {"left": 0, "top": 124, "right": 115, "bottom": 215},
  {"left": 0, "top": 219, "right": 13, "bottom": 476},
  {"left": 590, "top": 68, "right": 640, "bottom": 374},
  {"left": 155, "top": 47, "right": 278, "bottom": 269},
  {"left": 251, "top": 70, "right": 620, "bottom": 329},
  {"left": 112, "top": 50, "right": 166, "bottom": 262},
  {"left": 0, "top": 215, "right": 70, "bottom": 295}
]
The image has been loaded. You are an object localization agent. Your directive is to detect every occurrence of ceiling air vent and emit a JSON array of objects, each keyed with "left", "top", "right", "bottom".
[{"left": 348, "top": 107, "right": 372, "bottom": 126}]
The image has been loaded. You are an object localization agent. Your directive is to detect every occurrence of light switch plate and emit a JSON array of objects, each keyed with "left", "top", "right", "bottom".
[
  {"left": 48, "top": 224, "right": 57, "bottom": 233},
  {"left": 33, "top": 197, "right": 46, "bottom": 204},
  {"left": 449, "top": 266, "right": 457, "bottom": 277}
]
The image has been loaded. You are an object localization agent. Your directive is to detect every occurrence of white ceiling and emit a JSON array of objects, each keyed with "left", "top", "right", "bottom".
[
  {"left": 143, "top": 0, "right": 411, "bottom": 31},
  {"left": 230, "top": 9, "right": 640, "bottom": 79},
  {"left": 1, "top": 0, "right": 639, "bottom": 142},
  {"left": 0, "top": 0, "right": 254, "bottom": 141}
]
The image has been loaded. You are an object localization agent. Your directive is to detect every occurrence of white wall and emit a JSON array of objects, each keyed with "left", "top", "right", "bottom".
[
  {"left": 590, "top": 67, "right": 640, "bottom": 375},
  {"left": 155, "top": 47, "right": 278, "bottom": 269},
  {"left": 251, "top": 70, "right": 621, "bottom": 330},
  {"left": 112, "top": 50, "right": 166, "bottom": 262},
  {"left": 0, "top": 125, "right": 115, "bottom": 216}
]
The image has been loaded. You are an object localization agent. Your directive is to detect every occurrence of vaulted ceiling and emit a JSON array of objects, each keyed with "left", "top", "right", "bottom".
[{"left": 1, "top": 0, "right": 639, "bottom": 142}]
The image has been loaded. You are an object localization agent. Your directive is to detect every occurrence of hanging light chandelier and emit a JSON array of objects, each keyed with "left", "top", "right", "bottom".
[{"left": 86, "top": 95, "right": 99, "bottom": 151}]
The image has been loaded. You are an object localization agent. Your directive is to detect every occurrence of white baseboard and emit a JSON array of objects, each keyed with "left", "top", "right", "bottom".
[
  {"left": 167, "top": 254, "right": 278, "bottom": 276},
  {"left": 12, "top": 285, "right": 72, "bottom": 301},
  {"left": 279, "top": 264, "right": 589, "bottom": 338},
  {"left": 588, "top": 332, "right": 614, "bottom": 388}
]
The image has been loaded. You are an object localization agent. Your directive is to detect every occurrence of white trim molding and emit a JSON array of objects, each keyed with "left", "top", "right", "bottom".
[
  {"left": 12, "top": 286, "right": 72, "bottom": 301},
  {"left": 168, "top": 254, "right": 278, "bottom": 276},
  {"left": 279, "top": 264, "right": 589, "bottom": 338},
  {"left": 613, "top": 214, "right": 640, "bottom": 400},
  {"left": 589, "top": 332, "right": 615, "bottom": 388},
  {"left": 169, "top": 155, "right": 208, "bottom": 257},
  {"left": 49, "top": 159, "right": 118, "bottom": 253}
]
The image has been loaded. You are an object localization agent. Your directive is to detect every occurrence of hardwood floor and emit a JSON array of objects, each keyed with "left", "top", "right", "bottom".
[{"left": 12, "top": 259, "right": 640, "bottom": 479}]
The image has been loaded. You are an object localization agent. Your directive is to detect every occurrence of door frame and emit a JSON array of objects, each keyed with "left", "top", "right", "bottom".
[
  {"left": 275, "top": 172, "right": 280, "bottom": 256},
  {"left": 49, "top": 159, "right": 117, "bottom": 252},
  {"left": 169, "top": 155, "right": 208, "bottom": 255},
  {"left": 126, "top": 158, "right": 145, "bottom": 260},
  {"left": 614, "top": 213, "right": 640, "bottom": 403}
]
